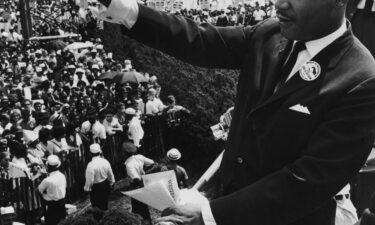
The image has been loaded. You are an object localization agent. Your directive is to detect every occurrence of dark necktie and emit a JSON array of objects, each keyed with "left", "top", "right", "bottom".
[
  {"left": 365, "top": 0, "right": 374, "bottom": 16},
  {"left": 274, "top": 41, "right": 306, "bottom": 92}
]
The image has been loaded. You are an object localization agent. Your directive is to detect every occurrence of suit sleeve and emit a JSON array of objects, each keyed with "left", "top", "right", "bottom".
[
  {"left": 120, "top": 4, "right": 256, "bottom": 69},
  {"left": 210, "top": 76, "right": 375, "bottom": 225}
]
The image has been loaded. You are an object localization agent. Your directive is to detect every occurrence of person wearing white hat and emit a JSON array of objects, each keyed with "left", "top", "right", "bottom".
[
  {"left": 125, "top": 107, "right": 144, "bottom": 147},
  {"left": 73, "top": 68, "right": 89, "bottom": 87},
  {"left": 89, "top": 48, "right": 103, "bottom": 65},
  {"left": 38, "top": 155, "right": 66, "bottom": 225},
  {"left": 164, "top": 148, "right": 189, "bottom": 189},
  {"left": 84, "top": 143, "right": 115, "bottom": 210}
]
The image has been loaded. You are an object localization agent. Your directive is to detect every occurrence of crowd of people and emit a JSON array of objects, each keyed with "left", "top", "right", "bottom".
[
  {"left": 0, "top": 1, "right": 194, "bottom": 224},
  {"left": 176, "top": 1, "right": 276, "bottom": 26}
]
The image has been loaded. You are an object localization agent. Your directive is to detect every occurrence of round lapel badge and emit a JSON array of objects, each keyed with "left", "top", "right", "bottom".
[{"left": 299, "top": 61, "right": 321, "bottom": 81}]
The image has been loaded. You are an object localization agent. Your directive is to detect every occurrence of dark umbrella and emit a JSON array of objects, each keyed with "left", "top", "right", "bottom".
[
  {"left": 113, "top": 71, "right": 148, "bottom": 84},
  {"left": 97, "top": 71, "right": 121, "bottom": 80},
  {"left": 44, "top": 40, "right": 67, "bottom": 51}
]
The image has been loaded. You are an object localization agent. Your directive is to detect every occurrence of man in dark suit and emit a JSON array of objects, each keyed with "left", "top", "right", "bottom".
[{"left": 88, "top": 0, "right": 375, "bottom": 224}]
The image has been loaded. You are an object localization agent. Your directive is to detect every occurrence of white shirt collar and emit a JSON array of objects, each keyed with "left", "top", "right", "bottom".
[{"left": 304, "top": 21, "right": 347, "bottom": 58}]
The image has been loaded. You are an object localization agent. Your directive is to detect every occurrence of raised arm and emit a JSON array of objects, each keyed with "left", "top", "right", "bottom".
[{"left": 93, "top": 0, "right": 257, "bottom": 69}]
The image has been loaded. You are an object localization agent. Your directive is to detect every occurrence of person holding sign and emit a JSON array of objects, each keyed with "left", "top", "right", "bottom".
[{"left": 79, "top": 0, "right": 375, "bottom": 225}]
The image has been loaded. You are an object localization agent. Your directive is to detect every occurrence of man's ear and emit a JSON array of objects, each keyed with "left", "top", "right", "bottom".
[{"left": 336, "top": 0, "right": 348, "bottom": 7}]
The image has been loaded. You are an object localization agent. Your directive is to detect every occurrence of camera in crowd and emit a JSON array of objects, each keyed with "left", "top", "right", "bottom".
[{"left": 210, "top": 107, "right": 234, "bottom": 141}]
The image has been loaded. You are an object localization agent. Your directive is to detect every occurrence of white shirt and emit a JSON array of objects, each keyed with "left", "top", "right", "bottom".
[
  {"left": 253, "top": 9, "right": 266, "bottom": 21},
  {"left": 286, "top": 21, "right": 347, "bottom": 81},
  {"left": 38, "top": 171, "right": 66, "bottom": 201},
  {"left": 124, "top": 154, "right": 154, "bottom": 181},
  {"left": 153, "top": 98, "right": 165, "bottom": 112},
  {"left": 81, "top": 120, "right": 107, "bottom": 140},
  {"left": 128, "top": 117, "right": 144, "bottom": 147},
  {"left": 357, "top": 0, "right": 375, "bottom": 11},
  {"left": 84, "top": 156, "right": 115, "bottom": 191},
  {"left": 145, "top": 99, "right": 159, "bottom": 115},
  {"left": 103, "top": 117, "right": 123, "bottom": 135},
  {"left": 47, "top": 138, "right": 69, "bottom": 155}
]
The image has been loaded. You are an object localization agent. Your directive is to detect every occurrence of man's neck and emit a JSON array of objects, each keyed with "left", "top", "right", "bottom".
[{"left": 305, "top": 17, "right": 346, "bottom": 41}]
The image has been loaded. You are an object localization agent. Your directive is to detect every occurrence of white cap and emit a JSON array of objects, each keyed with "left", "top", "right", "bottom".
[
  {"left": 125, "top": 108, "right": 136, "bottom": 115},
  {"left": 68, "top": 64, "right": 76, "bottom": 69},
  {"left": 90, "top": 143, "right": 101, "bottom": 154},
  {"left": 96, "top": 44, "right": 103, "bottom": 50},
  {"left": 92, "top": 64, "right": 99, "bottom": 69},
  {"left": 47, "top": 155, "right": 61, "bottom": 168},
  {"left": 76, "top": 68, "right": 85, "bottom": 73},
  {"left": 167, "top": 148, "right": 181, "bottom": 160}
]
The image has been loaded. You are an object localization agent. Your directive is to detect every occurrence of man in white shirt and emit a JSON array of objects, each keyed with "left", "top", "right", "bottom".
[
  {"left": 253, "top": 6, "right": 266, "bottom": 23},
  {"left": 103, "top": 108, "right": 123, "bottom": 136},
  {"left": 38, "top": 155, "right": 66, "bottom": 225},
  {"left": 124, "top": 141, "right": 155, "bottom": 222},
  {"left": 79, "top": 0, "right": 375, "bottom": 225},
  {"left": 81, "top": 111, "right": 107, "bottom": 144},
  {"left": 125, "top": 108, "right": 144, "bottom": 147},
  {"left": 84, "top": 144, "right": 115, "bottom": 210},
  {"left": 145, "top": 88, "right": 160, "bottom": 115}
]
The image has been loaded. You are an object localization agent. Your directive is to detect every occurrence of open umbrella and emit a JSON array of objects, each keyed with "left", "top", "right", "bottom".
[
  {"left": 64, "top": 42, "right": 94, "bottom": 51},
  {"left": 113, "top": 71, "right": 148, "bottom": 84},
  {"left": 44, "top": 39, "right": 67, "bottom": 51},
  {"left": 97, "top": 71, "right": 121, "bottom": 80}
]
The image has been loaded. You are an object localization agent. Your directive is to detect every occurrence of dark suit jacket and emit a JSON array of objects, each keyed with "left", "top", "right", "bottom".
[{"left": 122, "top": 4, "right": 375, "bottom": 225}]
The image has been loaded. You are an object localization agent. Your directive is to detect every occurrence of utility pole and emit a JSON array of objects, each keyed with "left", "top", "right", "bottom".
[{"left": 19, "top": 0, "right": 32, "bottom": 40}]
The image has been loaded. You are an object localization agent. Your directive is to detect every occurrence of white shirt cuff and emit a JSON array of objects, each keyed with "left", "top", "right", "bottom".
[
  {"left": 201, "top": 200, "right": 217, "bottom": 225},
  {"left": 90, "top": 0, "right": 139, "bottom": 29}
]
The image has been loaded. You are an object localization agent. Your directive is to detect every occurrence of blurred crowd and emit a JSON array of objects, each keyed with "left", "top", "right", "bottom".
[{"left": 177, "top": 1, "right": 276, "bottom": 26}]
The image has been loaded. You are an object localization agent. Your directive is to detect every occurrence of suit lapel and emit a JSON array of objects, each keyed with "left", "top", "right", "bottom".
[
  {"left": 250, "top": 26, "right": 354, "bottom": 116},
  {"left": 256, "top": 38, "right": 293, "bottom": 105}
]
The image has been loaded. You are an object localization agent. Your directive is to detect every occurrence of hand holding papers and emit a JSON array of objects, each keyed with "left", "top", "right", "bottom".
[
  {"left": 122, "top": 170, "right": 180, "bottom": 211},
  {"left": 122, "top": 170, "right": 209, "bottom": 211}
]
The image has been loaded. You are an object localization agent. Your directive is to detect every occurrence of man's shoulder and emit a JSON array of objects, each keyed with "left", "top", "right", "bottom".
[
  {"left": 244, "top": 18, "right": 282, "bottom": 44},
  {"left": 342, "top": 36, "right": 375, "bottom": 77}
]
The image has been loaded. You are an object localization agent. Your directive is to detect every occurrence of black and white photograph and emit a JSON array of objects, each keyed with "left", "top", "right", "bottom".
[{"left": 0, "top": 0, "right": 375, "bottom": 225}]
